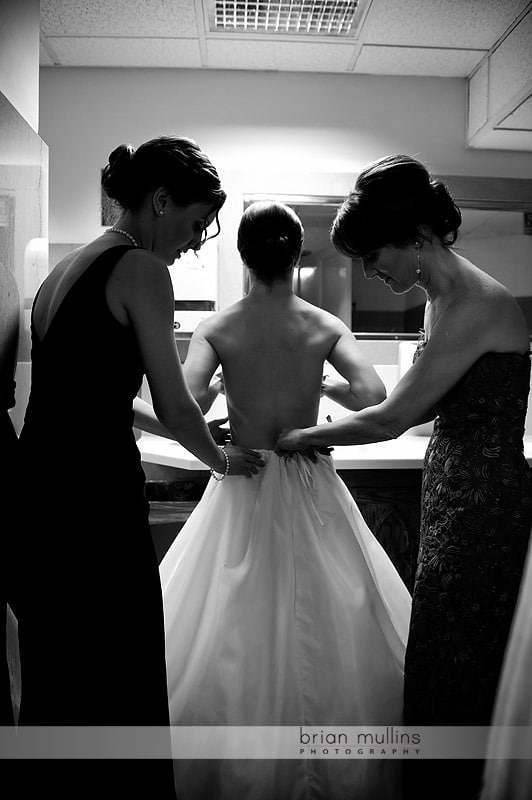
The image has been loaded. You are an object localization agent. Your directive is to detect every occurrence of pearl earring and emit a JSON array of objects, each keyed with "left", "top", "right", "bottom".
[{"left": 159, "top": 210, "right": 164, "bottom": 216}]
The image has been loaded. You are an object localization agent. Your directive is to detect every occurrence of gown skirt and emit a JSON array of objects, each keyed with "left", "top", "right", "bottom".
[
  {"left": 161, "top": 449, "right": 412, "bottom": 800},
  {"left": 480, "top": 536, "right": 532, "bottom": 800}
]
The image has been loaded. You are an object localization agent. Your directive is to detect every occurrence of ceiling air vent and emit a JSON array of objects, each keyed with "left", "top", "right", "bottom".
[{"left": 212, "top": 0, "right": 362, "bottom": 37}]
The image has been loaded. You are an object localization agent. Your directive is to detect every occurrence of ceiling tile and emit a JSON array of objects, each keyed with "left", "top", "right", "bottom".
[
  {"left": 360, "top": 0, "right": 528, "bottom": 49},
  {"left": 468, "top": 60, "right": 489, "bottom": 136},
  {"left": 489, "top": 10, "right": 532, "bottom": 118},
  {"left": 354, "top": 45, "right": 486, "bottom": 77},
  {"left": 44, "top": 37, "right": 202, "bottom": 68},
  {"left": 498, "top": 96, "right": 532, "bottom": 131},
  {"left": 41, "top": 0, "right": 199, "bottom": 38},
  {"left": 206, "top": 38, "right": 356, "bottom": 71},
  {"left": 39, "top": 40, "right": 56, "bottom": 66}
]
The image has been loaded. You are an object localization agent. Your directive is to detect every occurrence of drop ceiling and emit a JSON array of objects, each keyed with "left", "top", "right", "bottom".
[{"left": 39, "top": 0, "right": 532, "bottom": 150}]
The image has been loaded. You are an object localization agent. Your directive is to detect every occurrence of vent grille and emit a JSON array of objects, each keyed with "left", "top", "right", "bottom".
[{"left": 213, "top": 0, "right": 360, "bottom": 36}]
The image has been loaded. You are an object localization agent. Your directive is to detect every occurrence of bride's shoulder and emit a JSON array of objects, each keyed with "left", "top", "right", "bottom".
[
  {"left": 298, "top": 300, "right": 349, "bottom": 334},
  {"left": 193, "top": 300, "right": 244, "bottom": 341}
]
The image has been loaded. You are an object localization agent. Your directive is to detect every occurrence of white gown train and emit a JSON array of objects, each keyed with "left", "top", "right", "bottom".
[
  {"left": 481, "top": 538, "right": 532, "bottom": 800},
  {"left": 160, "top": 450, "right": 412, "bottom": 799}
]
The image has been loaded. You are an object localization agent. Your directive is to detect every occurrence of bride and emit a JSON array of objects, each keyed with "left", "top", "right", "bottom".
[{"left": 160, "top": 200, "right": 412, "bottom": 799}]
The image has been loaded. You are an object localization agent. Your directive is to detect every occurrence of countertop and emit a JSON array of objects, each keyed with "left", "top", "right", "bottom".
[{"left": 137, "top": 432, "right": 532, "bottom": 471}]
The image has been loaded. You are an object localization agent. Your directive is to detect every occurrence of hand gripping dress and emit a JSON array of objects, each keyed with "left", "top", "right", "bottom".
[
  {"left": 16, "top": 246, "right": 176, "bottom": 797},
  {"left": 403, "top": 340, "right": 532, "bottom": 800},
  {"left": 161, "top": 448, "right": 412, "bottom": 800}
]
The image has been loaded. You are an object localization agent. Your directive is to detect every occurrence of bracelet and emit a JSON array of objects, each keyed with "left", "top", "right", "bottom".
[{"left": 210, "top": 446, "right": 230, "bottom": 481}]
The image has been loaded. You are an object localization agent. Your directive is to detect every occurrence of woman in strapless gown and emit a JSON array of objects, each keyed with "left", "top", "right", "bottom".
[
  {"left": 161, "top": 200, "right": 412, "bottom": 800},
  {"left": 277, "top": 155, "right": 532, "bottom": 800}
]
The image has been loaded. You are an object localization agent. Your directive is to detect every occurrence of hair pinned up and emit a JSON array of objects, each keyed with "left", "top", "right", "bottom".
[
  {"left": 330, "top": 154, "right": 462, "bottom": 259},
  {"left": 101, "top": 135, "right": 226, "bottom": 219},
  {"left": 238, "top": 201, "right": 304, "bottom": 286}
]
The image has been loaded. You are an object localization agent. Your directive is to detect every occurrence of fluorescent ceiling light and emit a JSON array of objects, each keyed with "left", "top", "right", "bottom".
[{"left": 212, "top": 0, "right": 361, "bottom": 36}]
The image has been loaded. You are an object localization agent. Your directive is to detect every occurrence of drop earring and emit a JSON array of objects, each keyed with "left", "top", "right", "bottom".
[{"left": 415, "top": 242, "right": 421, "bottom": 281}]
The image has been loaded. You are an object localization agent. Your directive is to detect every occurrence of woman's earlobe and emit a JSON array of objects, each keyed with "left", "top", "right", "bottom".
[{"left": 153, "top": 186, "right": 169, "bottom": 217}]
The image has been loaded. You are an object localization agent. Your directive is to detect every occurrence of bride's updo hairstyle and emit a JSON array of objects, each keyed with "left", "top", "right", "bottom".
[
  {"left": 331, "top": 154, "right": 462, "bottom": 259},
  {"left": 101, "top": 135, "right": 226, "bottom": 221},
  {"left": 238, "top": 201, "right": 303, "bottom": 286}
]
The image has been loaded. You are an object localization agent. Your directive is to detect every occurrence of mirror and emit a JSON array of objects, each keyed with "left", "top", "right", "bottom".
[{"left": 244, "top": 177, "right": 532, "bottom": 338}]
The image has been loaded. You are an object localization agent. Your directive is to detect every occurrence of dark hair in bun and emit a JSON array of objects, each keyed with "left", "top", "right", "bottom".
[
  {"left": 101, "top": 135, "right": 226, "bottom": 214},
  {"left": 331, "top": 154, "right": 462, "bottom": 259},
  {"left": 238, "top": 201, "right": 303, "bottom": 286}
]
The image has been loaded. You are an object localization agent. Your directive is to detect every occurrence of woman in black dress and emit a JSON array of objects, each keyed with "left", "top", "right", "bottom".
[
  {"left": 277, "top": 155, "right": 532, "bottom": 800},
  {"left": 16, "top": 136, "right": 263, "bottom": 797}
]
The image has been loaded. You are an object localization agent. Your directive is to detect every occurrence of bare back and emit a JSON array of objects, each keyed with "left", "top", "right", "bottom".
[
  {"left": 216, "top": 295, "right": 339, "bottom": 447},
  {"left": 186, "top": 289, "right": 383, "bottom": 449},
  {"left": 32, "top": 235, "right": 130, "bottom": 342}
]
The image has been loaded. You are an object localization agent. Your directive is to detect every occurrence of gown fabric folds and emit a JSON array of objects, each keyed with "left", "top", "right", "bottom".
[
  {"left": 404, "top": 347, "right": 532, "bottom": 727},
  {"left": 161, "top": 449, "right": 412, "bottom": 800},
  {"left": 403, "top": 343, "right": 532, "bottom": 800},
  {"left": 480, "top": 537, "right": 532, "bottom": 800}
]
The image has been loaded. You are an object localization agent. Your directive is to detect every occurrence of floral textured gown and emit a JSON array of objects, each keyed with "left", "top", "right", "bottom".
[
  {"left": 403, "top": 338, "right": 532, "bottom": 798},
  {"left": 404, "top": 340, "right": 532, "bottom": 726}
]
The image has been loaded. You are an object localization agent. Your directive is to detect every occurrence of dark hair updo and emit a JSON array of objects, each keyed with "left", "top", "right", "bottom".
[
  {"left": 238, "top": 201, "right": 304, "bottom": 286},
  {"left": 101, "top": 135, "right": 226, "bottom": 216},
  {"left": 331, "top": 154, "right": 462, "bottom": 259}
]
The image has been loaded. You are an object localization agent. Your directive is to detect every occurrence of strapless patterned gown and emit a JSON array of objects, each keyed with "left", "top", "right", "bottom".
[{"left": 404, "top": 341, "right": 532, "bottom": 800}]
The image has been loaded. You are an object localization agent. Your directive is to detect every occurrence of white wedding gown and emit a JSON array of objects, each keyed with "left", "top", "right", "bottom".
[
  {"left": 160, "top": 449, "right": 412, "bottom": 800},
  {"left": 480, "top": 538, "right": 532, "bottom": 800}
]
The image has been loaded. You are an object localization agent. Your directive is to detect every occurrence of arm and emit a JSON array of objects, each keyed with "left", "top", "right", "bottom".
[
  {"left": 409, "top": 408, "right": 436, "bottom": 427},
  {"left": 133, "top": 395, "right": 174, "bottom": 439},
  {"left": 277, "top": 304, "right": 490, "bottom": 450},
  {"left": 323, "top": 326, "right": 387, "bottom": 411},
  {"left": 133, "top": 395, "right": 229, "bottom": 445},
  {"left": 182, "top": 321, "right": 223, "bottom": 414},
  {"left": 119, "top": 252, "right": 261, "bottom": 475}
]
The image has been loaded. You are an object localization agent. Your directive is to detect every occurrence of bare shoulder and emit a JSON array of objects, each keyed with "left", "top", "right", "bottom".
[
  {"left": 473, "top": 269, "right": 529, "bottom": 348},
  {"left": 432, "top": 271, "right": 529, "bottom": 355},
  {"left": 109, "top": 248, "right": 173, "bottom": 306},
  {"left": 293, "top": 297, "right": 350, "bottom": 334},
  {"left": 112, "top": 247, "right": 169, "bottom": 280},
  {"left": 194, "top": 299, "right": 246, "bottom": 341}
]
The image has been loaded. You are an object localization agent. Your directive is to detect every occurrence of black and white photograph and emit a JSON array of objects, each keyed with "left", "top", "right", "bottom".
[{"left": 1, "top": 1, "right": 532, "bottom": 798}]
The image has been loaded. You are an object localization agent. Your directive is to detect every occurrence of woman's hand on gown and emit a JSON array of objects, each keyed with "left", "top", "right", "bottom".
[
  {"left": 275, "top": 429, "right": 333, "bottom": 462},
  {"left": 224, "top": 445, "right": 265, "bottom": 478},
  {"left": 275, "top": 428, "right": 308, "bottom": 452},
  {"left": 208, "top": 416, "right": 230, "bottom": 445}
]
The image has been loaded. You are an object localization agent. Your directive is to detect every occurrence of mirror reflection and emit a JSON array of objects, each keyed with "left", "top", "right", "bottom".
[{"left": 244, "top": 195, "right": 532, "bottom": 337}]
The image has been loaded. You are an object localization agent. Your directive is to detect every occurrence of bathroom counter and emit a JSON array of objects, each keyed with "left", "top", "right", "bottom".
[{"left": 137, "top": 432, "right": 532, "bottom": 472}]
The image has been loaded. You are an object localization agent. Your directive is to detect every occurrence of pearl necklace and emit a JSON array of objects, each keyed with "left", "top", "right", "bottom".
[{"left": 108, "top": 227, "right": 139, "bottom": 248}]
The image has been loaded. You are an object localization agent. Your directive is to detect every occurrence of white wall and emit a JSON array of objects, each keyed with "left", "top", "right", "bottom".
[
  {"left": 0, "top": 0, "right": 40, "bottom": 132},
  {"left": 461, "top": 235, "right": 532, "bottom": 295},
  {"left": 40, "top": 67, "right": 532, "bottom": 308}
]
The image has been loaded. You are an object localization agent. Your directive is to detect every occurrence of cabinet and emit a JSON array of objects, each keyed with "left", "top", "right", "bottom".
[{"left": 338, "top": 469, "right": 422, "bottom": 593}]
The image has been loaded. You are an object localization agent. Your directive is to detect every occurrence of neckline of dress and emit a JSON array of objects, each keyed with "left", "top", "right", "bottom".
[
  {"left": 418, "top": 334, "right": 530, "bottom": 360},
  {"left": 34, "top": 244, "right": 135, "bottom": 346}
]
